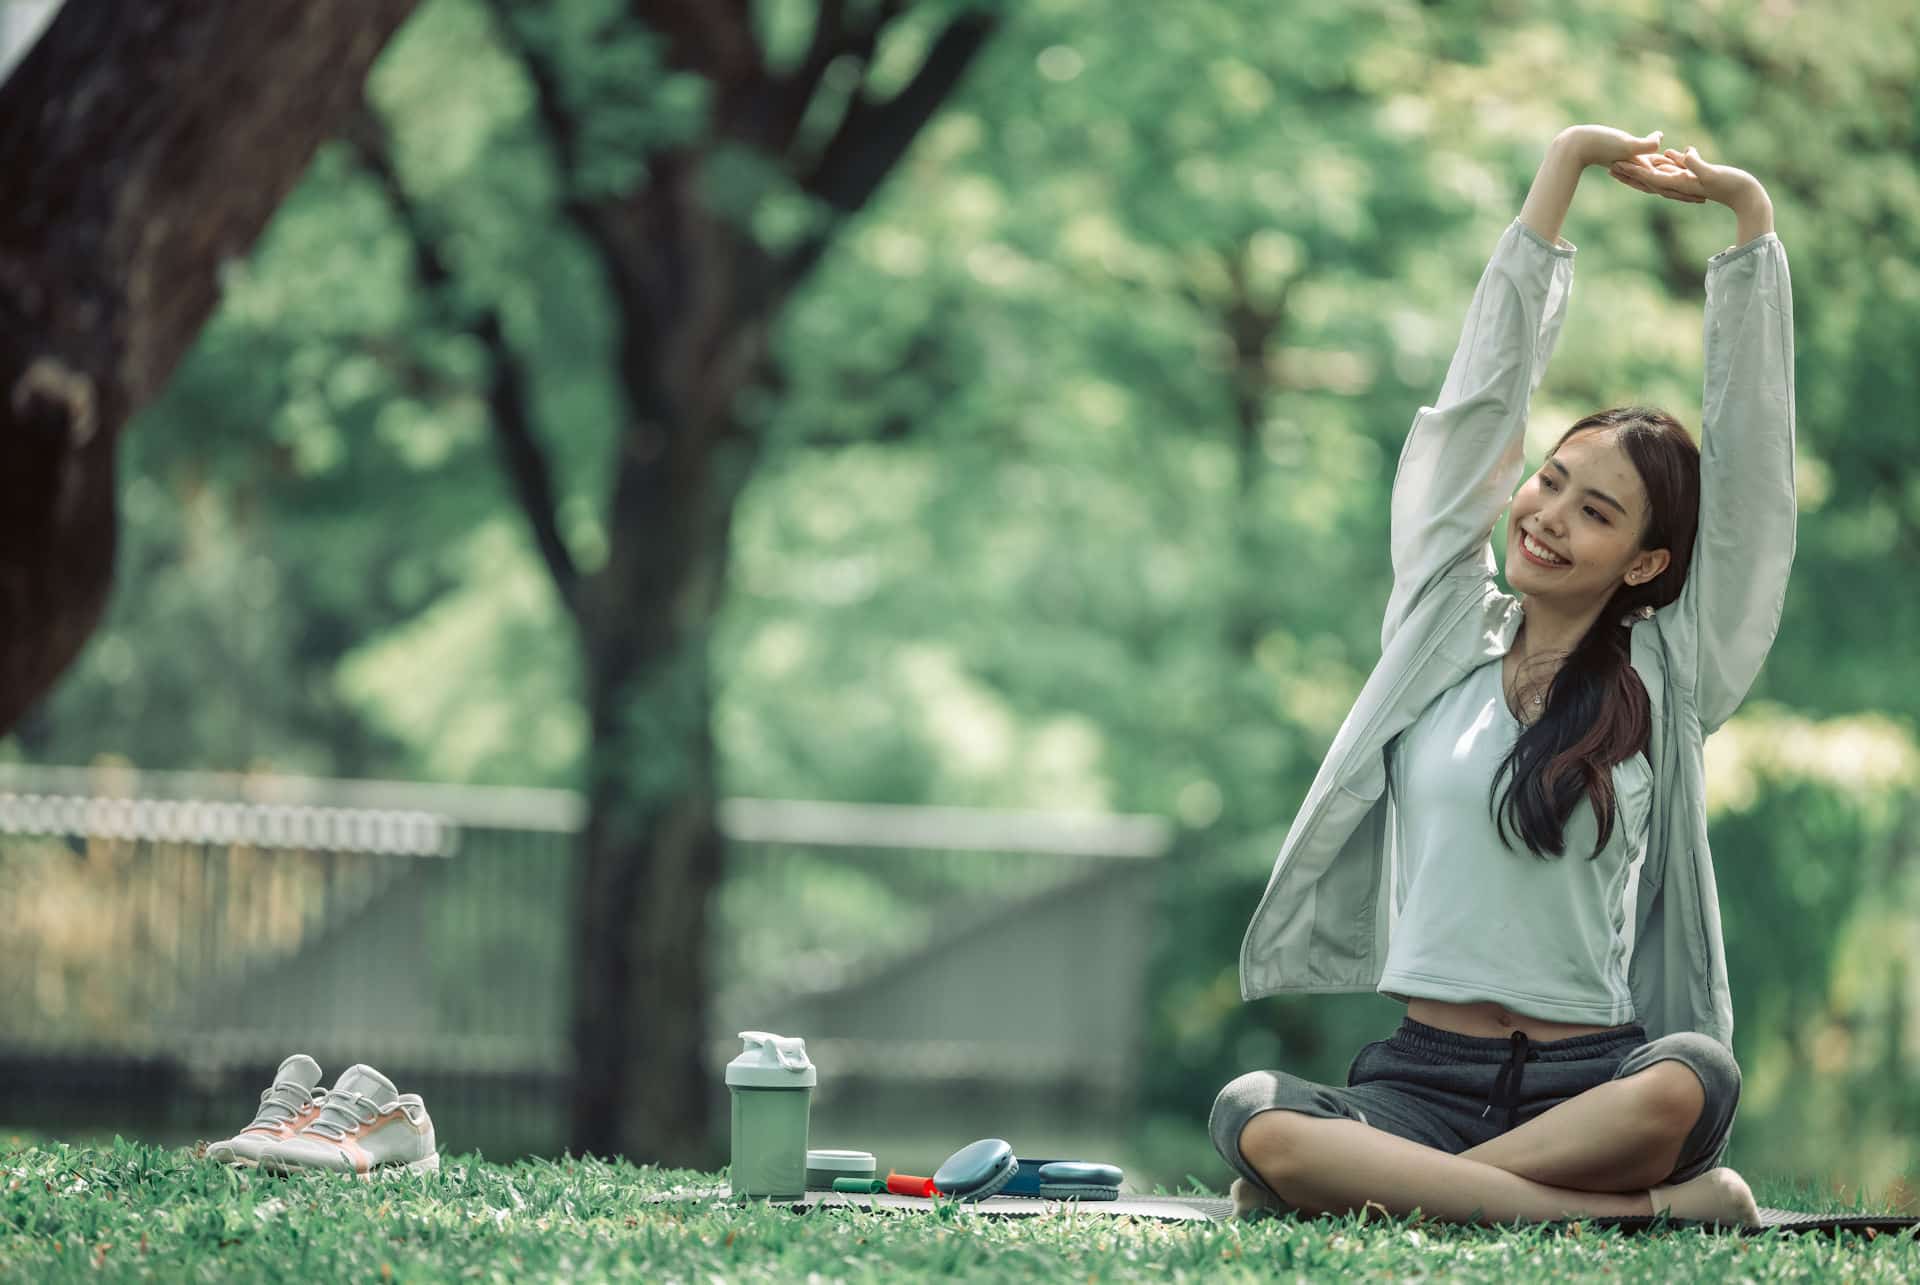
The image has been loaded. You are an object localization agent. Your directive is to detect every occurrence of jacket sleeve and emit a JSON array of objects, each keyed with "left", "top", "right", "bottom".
[
  {"left": 1668, "top": 233, "right": 1797, "bottom": 736},
  {"left": 1382, "top": 220, "right": 1576, "bottom": 655}
]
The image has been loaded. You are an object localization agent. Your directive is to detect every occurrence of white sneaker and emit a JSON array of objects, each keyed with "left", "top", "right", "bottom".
[
  {"left": 206, "top": 1054, "right": 329, "bottom": 1167},
  {"left": 256, "top": 1063, "right": 440, "bottom": 1179}
]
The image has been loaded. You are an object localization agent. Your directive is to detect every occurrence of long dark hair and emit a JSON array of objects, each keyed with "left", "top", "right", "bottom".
[{"left": 1489, "top": 407, "right": 1701, "bottom": 861}]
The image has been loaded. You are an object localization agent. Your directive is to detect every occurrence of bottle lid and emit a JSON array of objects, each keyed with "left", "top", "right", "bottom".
[
  {"left": 725, "top": 1031, "right": 817, "bottom": 1087},
  {"left": 806, "top": 1149, "right": 875, "bottom": 1173}
]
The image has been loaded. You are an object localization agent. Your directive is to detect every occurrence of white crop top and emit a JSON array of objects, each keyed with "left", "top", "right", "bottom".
[{"left": 1377, "top": 655, "right": 1653, "bottom": 1025}]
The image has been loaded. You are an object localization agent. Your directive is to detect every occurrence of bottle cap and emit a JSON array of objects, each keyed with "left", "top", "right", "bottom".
[
  {"left": 806, "top": 1149, "right": 876, "bottom": 1173},
  {"left": 725, "top": 1031, "right": 817, "bottom": 1088}
]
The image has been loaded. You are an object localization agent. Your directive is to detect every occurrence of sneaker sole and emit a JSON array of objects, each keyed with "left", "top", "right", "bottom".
[
  {"left": 361, "top": 1153, "right": 442, "bottom": 1182},
  {"left": 259, "top": 1152, "right": 442, "bottom": 1180}
]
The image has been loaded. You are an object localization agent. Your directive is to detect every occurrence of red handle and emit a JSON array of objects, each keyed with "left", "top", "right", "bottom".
[{"left": 886, "top": 1171, "right": 937, "bottom": 1198}]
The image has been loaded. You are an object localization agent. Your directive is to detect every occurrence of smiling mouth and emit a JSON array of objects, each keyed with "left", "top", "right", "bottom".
[{"left": 1520, "top": 531, "right": 1570, "bottom": 566}]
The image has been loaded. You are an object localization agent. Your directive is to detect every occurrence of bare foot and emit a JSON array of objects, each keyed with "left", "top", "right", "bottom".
[
  {"left": 1231, "top": 1176, "right": 1290, "bottom": 1220},
  {"left": 1648, "top": 1167, "right": 1762, "bottom": 1228}
]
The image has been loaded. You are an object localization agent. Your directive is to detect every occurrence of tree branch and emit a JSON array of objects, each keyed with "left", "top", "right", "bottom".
[
  {"left": 770, "top": 0, "right": 909, "bottom": 156},
  {"left": 478, "top": 1, "right": 582, "bottom": 174},
  {"left": 480, "top": 0, "right": 673, "bottom": 402},
  {"left": 478, "top": 0, "right": 649, "bottom": 274},
  {"left": 626, "top": 0, "right": 760, "bottom": 85},
  {"left": 343, "top": 105, "right": 582, "bottom": 609},
  {"left": 780, "top": 9, "right": 997, "bottom": 296},
  {"left": 798, "top": 8, "right": 994, "bottom": 216},
  {"left": 784, "top": 0, "right": 851, "bottom": 130}
]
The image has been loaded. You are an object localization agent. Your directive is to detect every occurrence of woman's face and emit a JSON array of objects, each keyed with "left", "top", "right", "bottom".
[{"left": 1506, "top": 429, "right": 1670, "bottom": 606}]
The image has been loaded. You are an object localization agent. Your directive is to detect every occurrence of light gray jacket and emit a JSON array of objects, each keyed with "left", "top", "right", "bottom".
[{"left": 1238, "top": 219, "right": 1796, "bottom": 1046}]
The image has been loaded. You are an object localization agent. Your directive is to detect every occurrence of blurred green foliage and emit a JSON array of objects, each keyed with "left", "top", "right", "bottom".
[{"left": 6, "top": 0, "right": 1918, "bottom": 1195}]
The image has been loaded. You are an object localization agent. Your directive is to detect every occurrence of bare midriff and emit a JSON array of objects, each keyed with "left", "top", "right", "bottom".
[{"left": 1404, "top": 996, "right": 1637, "bottom": 1042}]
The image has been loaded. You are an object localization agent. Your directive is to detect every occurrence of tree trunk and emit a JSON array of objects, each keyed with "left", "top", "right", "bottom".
[
  {"left": 0, "top": 0, "right": 420, "bottom": 732},
  {"left": 567, "top": 406, "right": 750, "bottom": 1165},
  {"left": 569, "top": 653, "right": 727, "bottom": 1165}
]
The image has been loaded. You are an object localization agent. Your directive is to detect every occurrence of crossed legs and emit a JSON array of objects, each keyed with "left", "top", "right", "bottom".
[{"left": 1237, "top": 1060, "right": 1704, "bottom": 1224}]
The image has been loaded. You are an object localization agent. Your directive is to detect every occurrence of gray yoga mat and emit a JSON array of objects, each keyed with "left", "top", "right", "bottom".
[
  {"left": 1584, "top": 1207, "right": 1919, "bottom": 1237},
  {"left": 646, "top": 1184, "right": 1919, "bottom": 1235},
  {"left": 646, "top": 1183, "right": 1225, "bottom": 1221}
]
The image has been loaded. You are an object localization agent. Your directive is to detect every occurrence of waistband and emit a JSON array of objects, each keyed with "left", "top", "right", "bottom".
[{"left": 1389, "top": 1016, "right": 1645, "bottom": 1063}]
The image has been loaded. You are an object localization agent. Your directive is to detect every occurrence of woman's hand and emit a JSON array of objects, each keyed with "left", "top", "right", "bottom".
[
  {"left": 1557, "top": 125, "right": 1667, "bottom": 169},
  {"left": 1607, "top": 147, "right": 1758, "bottom": 206},
  {"left": 1517, "top": 125, "right": 1663, "bottom": 246},
  {"left": 1608, "top": 145, "right": 1775, "bottom": 244},
  {"left": 1607, "top": 151, "right": 1707, "bottom": 204}
]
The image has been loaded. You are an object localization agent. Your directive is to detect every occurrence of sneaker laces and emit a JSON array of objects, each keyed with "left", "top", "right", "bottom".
[
  {"left": 246, "top": 1081, "right": 326, "bottom": 1131},
  {"left": 302, "top": 1089, "right": 385, "bottom": 1141}
]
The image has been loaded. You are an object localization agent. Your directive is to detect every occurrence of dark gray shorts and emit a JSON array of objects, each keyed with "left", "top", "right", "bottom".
[{"left": 1210, "top": 1017, "right": 1740, "bottom": 1206}]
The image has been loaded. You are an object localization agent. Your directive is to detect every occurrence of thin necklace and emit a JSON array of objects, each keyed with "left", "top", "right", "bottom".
[
  {"left": 1510, "top": 664, "right": 1552, "bottom": 717},
  {"left": 1510, "top": 629, "right": 1561, "bottom": 716}
]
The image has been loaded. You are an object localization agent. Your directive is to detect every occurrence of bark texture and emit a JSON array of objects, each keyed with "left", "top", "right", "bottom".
[{"left": 0, "top": 0, "right": 420, "bottom": 731}]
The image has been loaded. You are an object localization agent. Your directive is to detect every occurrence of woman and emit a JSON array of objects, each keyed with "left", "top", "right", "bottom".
[{"left": 1212, "top": 125, "right": 1794, "bottom": 1228}]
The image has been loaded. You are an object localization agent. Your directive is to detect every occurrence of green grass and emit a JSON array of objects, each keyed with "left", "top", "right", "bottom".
[{"left": 3, "top": 1136, "right": 1915, "bottom": 1282}]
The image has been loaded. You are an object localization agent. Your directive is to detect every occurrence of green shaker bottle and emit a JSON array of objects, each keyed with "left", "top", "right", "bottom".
[{"left": 726, "top": 1031, "right": 816, "bottom": 1199}]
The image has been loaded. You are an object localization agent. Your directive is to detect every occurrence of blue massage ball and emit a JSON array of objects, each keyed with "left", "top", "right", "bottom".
[{"left": 933, "top": 1138, "right": 1019, "bottom": 1202}]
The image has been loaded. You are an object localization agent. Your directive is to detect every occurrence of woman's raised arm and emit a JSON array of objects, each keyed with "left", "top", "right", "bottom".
[
  {"left": 1380, "top": 126, "right": 1679, "bottom": 653},
  {"left": 1519, "top": 125, "right": 1671, "bottom": 246},
  {"left": 1608, "top": 144, "right": 1793, "bottom": 731}
]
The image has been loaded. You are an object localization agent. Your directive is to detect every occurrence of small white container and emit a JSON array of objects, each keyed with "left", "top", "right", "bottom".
[{"left": 806, "top": 1149, "right": 878, "bottom": 1190}]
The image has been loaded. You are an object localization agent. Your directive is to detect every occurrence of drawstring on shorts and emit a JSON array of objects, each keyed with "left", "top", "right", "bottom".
[{"left": 1481, "top": 1030, "right": 1538, "bottom": 1130}]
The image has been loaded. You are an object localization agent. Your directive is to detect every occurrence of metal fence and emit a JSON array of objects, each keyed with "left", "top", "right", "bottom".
[{"left": 0, "top": 764, "right": 1170, "bottom": 1159}]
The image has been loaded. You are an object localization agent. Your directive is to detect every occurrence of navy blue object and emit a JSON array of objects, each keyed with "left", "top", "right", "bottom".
[
  {"left": 1001, "top": 1158, "right": 1051, "bottom": 1197},
  {"left": 933, "top": 1138, "right": 1019, "bottom": 1202},
  {"left": 1003, "top": 1157, "right": 1125, "bottom": 1198}
]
